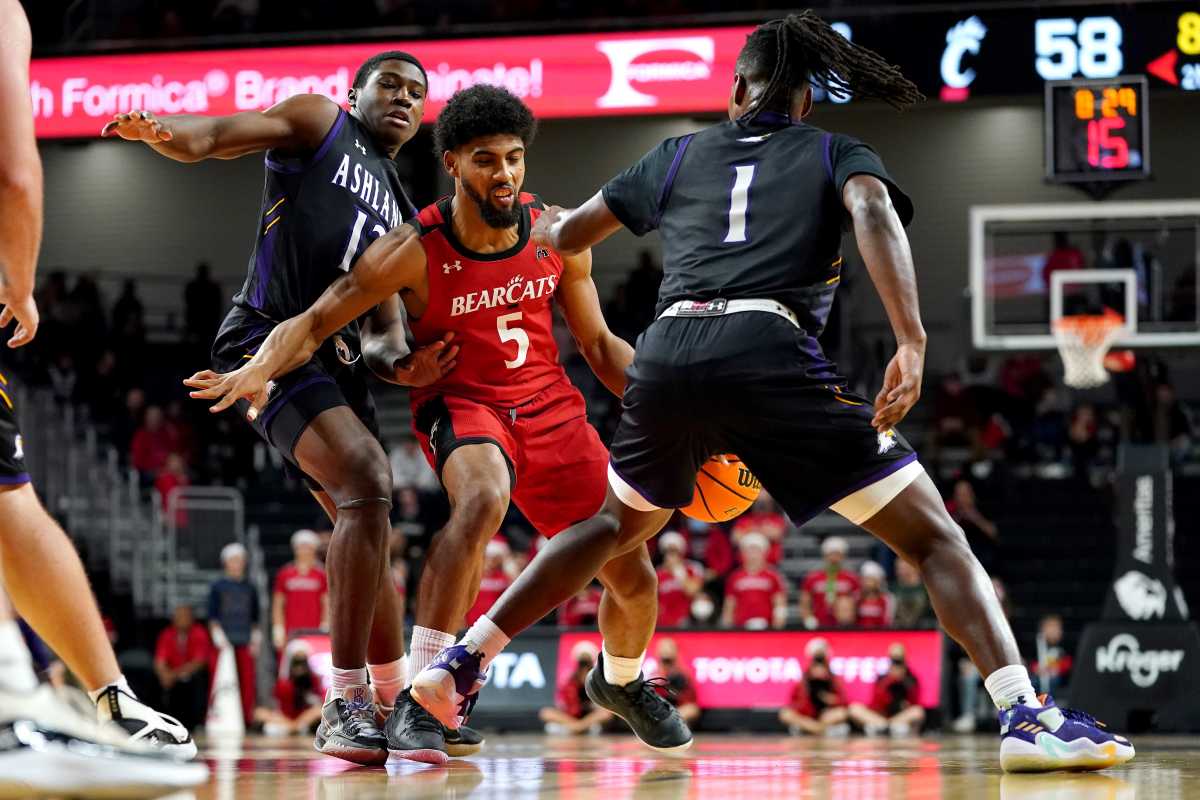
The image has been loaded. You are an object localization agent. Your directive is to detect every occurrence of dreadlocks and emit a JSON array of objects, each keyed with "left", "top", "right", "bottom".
[{"left": 737, "top": 10, "right": 924, "bottom": 117}]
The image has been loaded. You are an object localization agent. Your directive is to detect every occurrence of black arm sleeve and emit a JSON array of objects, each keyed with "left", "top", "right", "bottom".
[
  {"left": 601, "top": 136, "right": 686, "bottom": 236},
  {"left": 830, "top": 134, "right": 914, "bottom": 226}
]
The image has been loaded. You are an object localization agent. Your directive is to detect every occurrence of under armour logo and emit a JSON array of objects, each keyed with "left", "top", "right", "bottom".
[
  {"left": 535, "top": 246, "right": 550, "bottom": 259},
  {"left": 877, "top": 430, "right": 898, "bottom": 455},
  {"left": 354, "top": 139, "right": 367, "bottom": 155},
  {"left": 443, "top": 260, "right": 463, "bottom": 273}
]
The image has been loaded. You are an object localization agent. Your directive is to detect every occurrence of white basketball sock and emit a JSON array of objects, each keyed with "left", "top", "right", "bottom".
[
  {"left": 367, "top": 656, "right": 407, "bottom": 709},
  {"left": 410, "top": 626, "right": 456, "bottom": 681},
  {"left": 330, "top": 666, "right": 368, "bottom": 692},
  {"left": 88, "top": 674, "right": 135, "bottom": 704},
  {"left": 0, "top": 620, "right": 37, "bottom": 692},
  {"left": 984, "top": 664, "right": 1041, "bottom": 709},
  {"left": 461, "top": 616, "right": 511, "bottom": 671},
  {"left": 602, "top": 645, "right": 644, "bottom": 687}
]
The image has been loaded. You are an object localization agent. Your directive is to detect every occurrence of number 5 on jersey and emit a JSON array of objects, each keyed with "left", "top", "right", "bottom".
[{"left": 497, "top": 311, "right": 529, "bottom": 368}]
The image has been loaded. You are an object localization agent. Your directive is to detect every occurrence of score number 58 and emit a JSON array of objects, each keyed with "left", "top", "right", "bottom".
[{"left": 1035, "top": 17, "right": 1123, "bottom": 81}]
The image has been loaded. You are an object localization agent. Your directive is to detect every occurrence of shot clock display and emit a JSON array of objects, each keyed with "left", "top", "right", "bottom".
[{"left": 1045, "top": 76, "right": 1149, "bottom": 184}]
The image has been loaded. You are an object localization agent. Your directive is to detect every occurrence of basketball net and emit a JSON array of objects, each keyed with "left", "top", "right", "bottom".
[{"left": 1053, "top": 308, "right": 1125, "bottom": 389}]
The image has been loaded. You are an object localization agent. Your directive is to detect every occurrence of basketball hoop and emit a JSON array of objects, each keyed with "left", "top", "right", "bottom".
[{"left": 1053, "top": 309, "right": 1125, "bottom": 388}]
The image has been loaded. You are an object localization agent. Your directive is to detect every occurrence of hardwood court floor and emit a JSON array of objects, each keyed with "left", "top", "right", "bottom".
[{"left": 193, "top": 733, "right": 1198, "bottom": 799}]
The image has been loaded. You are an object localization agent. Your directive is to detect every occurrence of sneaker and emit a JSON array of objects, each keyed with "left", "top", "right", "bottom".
[
  {"left": 889, "top": 721, "right": 912, "bottom": 737},
  {"left": 314, "top": 686, "right": 388, "bottom": 766},
  {"left": 0, "top": 687, "right": 208, "bottom": 798},
  {"left": 863, "top": 722, "right": 888, "bottom": 737},
  {"left": 94, "top": 684, "right": 198, "bottom": 760},
  {"left": 411, "top": 645, "right": 487, "bottom": 731},
  {"left": 584, "top": 653, "right": 693, "bottom": 754},
  {"left": 823, "top": 722, "right": 850, "bottom": 738},
  {"left": 384, "top": 689, "right": 448, "bottom": 765},
  {"left": 952, "top": 713, "right": 977, "bottom": 733},
  {"left": 999, "top": 696, "right": 1134, "bottom": 773},
  {"left": 444, "top": 724, "right": 484, "bottom": 758}
]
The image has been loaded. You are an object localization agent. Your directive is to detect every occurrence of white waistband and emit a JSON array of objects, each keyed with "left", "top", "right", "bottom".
[{"left": 658, "top": 298, "right": 799, "bottom": 328}]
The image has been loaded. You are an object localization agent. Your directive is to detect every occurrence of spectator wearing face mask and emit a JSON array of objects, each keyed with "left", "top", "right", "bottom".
[
  {"left": 779, "top": 639, "right": 850, "bottom": 737},
  {"left": 255, "top": 643, "right": 324, "bottom": 736},
  {"left": 539, "top": 641, "right": 613, "bottom": 735},
  {"left": 856, "top": 561, "right": 894, "bottom": 628},
  {"left": 652, "top": 638, "right": 700, "bottom": 726},
  {"left": 848, "top": 642, "right": 925, "bottom": 736},
  {"left": 656, "top": 531, "right": 703, "bottom": 628},
  {"left": 799, "top": 537, "right": 860, "bottom": 629}
]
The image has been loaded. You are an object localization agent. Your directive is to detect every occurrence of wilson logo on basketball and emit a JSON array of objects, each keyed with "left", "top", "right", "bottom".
[{"left": 737, "top": 468, "right": 760, "bottom": 490}]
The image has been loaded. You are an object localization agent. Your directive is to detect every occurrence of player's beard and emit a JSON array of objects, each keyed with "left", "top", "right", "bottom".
[{"left": 464, "top": 180, "right": 522, "bottom": 229}]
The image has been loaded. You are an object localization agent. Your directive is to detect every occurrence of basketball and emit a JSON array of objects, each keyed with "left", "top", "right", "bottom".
[{"left": 681, "top": 455, "right": 761, "bottom": 523}]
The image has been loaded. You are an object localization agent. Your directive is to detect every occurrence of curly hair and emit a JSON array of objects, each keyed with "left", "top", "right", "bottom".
[{"left": 434, "top": 85, "right": 537, "bottom": 156}]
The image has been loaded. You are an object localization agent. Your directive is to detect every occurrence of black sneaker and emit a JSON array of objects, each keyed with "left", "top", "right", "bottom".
[
  {"left": 585, "top": 654, "right": 693, "bottom": 753},
  {"left": 444, "top": 724, "right": 485, "bottom": 757},
  {"left": 313, "top": 686, "right": 388, "bottom": 766},
  {"left": 385, "top": 689, "right": 448, "bottom": 764}
]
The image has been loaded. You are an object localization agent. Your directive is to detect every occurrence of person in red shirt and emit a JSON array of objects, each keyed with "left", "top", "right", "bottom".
[
  {"left": 1041, "top": 230, "right": 1086, "bottom": 289},
  {"left": 130, "top": 405, "right": 177, "bottom": 480},
  {"left": 154, "top": 452, "right": 190, "bottom": 527},
  {"left": 800, "top": 536, "right": 861, "bottom": 628},
  {"left": 653, "top": 638, "right": 700, "bottom": 726},
  {"left": 538, "top": 641, "right": 612, "bottom": 735},
  {"left": 731, "top": 492, "right": 787, "bottom": 565},
  {"left": 255, "top": 646, "right": 325, "bottom": 736},
  {"left": 465, "top": 539, "right": 514, "bottom": 627},
  {"left": 153, "top": 604, "right": 211, "bottom": 731},
  {"left": 779, "top": 639, "right": 850, "bottom": 736},
  {"left": 558, "top": 582, "right": 602, "bottom": 627},
  {"left": 722, "top": 533, "right": 788, "bottom": 629},
  {"left": 856, "top": 561, "right": 895, "bottom": 628},
  {"left": 656, "top": 531, "right": 702, "bottom": 628},
  {"left": 848, "top": 642, "right": 924, "bottom": 736},
  {"left": 271, "top": 529, "right": 329, "bottom": 650}
]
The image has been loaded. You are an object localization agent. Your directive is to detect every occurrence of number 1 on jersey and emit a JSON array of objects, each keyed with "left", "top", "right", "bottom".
[
  {"left": 723, "top": 164, "right": 757, "bottom": 244},
  {"left": 497, "top": 311, "right": 529, "bottom": 369}
]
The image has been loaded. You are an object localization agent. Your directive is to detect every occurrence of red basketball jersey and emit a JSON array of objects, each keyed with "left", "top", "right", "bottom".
[{"left": 409, "top": 194, "right": 566, "bottom": 408}]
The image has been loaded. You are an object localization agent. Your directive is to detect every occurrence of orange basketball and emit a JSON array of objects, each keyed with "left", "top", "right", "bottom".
[{"left": 681, "top": 455, "right": 761, "bottom": 523}]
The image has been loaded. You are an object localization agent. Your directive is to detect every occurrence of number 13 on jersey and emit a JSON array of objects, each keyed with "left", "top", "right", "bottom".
[{"left": 497, "top": 311, "right": 529, "bottom": 368}]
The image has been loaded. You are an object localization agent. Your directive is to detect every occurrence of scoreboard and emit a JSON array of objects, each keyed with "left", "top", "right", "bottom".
[{"left": 1045, "top": 77, "right": 1150, "bottom": 183}]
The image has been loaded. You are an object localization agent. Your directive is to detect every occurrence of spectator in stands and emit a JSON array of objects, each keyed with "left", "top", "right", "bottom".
[
  {"left": 559, "top": 582, "right": 602, "bottom": 628},
  {"left": 164, "top": 400, "right": 195, "bottom": 465},
  {"left": 849, "top": 642, "right": 925, "bottom": 736},
  {"left": 110, "top": 278, "right": 146, "bottom": 347},
  {"left": 207, "top": 543, "right": 260, "bottom": 725},
  {"left": 389, "top": 437, "right": 441, "bottom": 497},
  {"left": 1067, "top": 404, "right": 1100, "bottom": 475},
  {"left": 892, "top": 559, "right": 933, "bottom": 628},
  {"left": 153, "top": 604, "right": 210, "bottom": 731},
  {"left": 780, "top": 639, "right": 850, "bottom": 737},
  {"left": 1153, "top": 382, "right": 1194, "bottom": 462},
  {"left": 953, "top": 577, "right": 1013, "bottom": 732},
  {"left": 1032, "top": 614, "right": 1073, "bottom": 699},
  {"left": 732, "top": 491, "right": 787, "bottom": 565},
  {"left": 155, "top": 452, "right": 190, "bottom": 525},
  {"left": 831, "top": 594, "right": 858, "bottom": 628},
  {"left": 271, "top": 529, "right": 328, "bottom": 650},
  {"left": 465, "top": 538, "right": 515, "bottom": 626},
  {"left": 856, "top": 561, "right": 895, "bottom": 628},
  {"left": 392, "top": 486, "right": 426, "bottom": 541},
  {"left": 722, "top": 533, "right": 787, "bottom": 630},
  {"left": 946, "top": 479, "right": 998, "bottom": 573},
  {"left": 800, "top": 537, "right": 860, "bottom": 629},
  {"left": 1042, "top": 230, "right": 1087, "bottom": 289},
  {"left": 539, "top": 641, "right": 612, "bottom": 735},
  {"left": 656, "top": 531, "right": 702, "bottom": 628},
  {"left": 184, "top": 261, "right": 224, "bottom": 346},
  {"left": 130, "top": 405, "right": 175, "bottom": 481},
  {"left": 255, "top": 645, "right": 323, "bottom": 737},
  {"left": 47, "top": 352, "right": 78, "bottom": 405},
  {"left": 653, "top": 638, "right": 699, "bottom": 726}
]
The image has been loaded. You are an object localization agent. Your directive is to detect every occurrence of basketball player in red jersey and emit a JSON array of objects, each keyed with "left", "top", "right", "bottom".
[{"left": 187, "top": 85, "right": 692, "bottom": 757}]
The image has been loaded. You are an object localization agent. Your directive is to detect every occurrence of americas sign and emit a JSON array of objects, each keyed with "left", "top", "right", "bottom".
[{"left": 29, "top": 27, "right": 754, "bottom": 138}]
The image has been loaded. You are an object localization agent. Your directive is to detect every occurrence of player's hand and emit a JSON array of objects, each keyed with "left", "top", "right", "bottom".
[
  {"left": 531, "top": 205, "right": 567, "bottom": 247},
  {"left": 0, "top": 289, "right": 39, "bottom": 348},
  {"left": 872, "top": 342, "right": 924, "bottom": 431},
  {"left": 101, "top": 110, "right": 173, "bottom": 142},
  {"left": 183, "top": 363, "right": 272, "bottom": 420},
  {"left": 390, "top": 333, "right": 458, "bottom": 388}
]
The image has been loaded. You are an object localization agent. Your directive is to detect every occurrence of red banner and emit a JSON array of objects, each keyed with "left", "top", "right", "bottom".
[
  {"left": 29, "top": 27, "right": 756, "bottom": 138},
  {"left": 559, "top": 629, "right": 943, "bottom": 709}
]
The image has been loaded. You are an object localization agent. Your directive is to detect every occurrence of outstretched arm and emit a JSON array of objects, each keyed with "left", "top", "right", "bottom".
[
  {"left": 101, "top": 93, "right": 339, "bottom": 163},
  {"left": 530, "top": 192, "right": 624, "bottom": 257},
  {"left": 0, "top": 1, "right": 41, "bottom": 348},
  {"left": 844, "top": 174, "right": 926, "bottom": 432},
  {"left": 184, "top": 225, "right": 455, "bottom": 416},
  {"left": 555, "top": 248, "right": 634, "bottom": 397}
]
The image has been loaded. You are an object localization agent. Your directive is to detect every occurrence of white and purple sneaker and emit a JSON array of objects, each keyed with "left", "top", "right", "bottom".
[
  {"left": 999, "top": 696, "right": 1134, "bottom": 773},
  {"left": 410, "top": 645, "right": 488, "bottom": 731}
]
